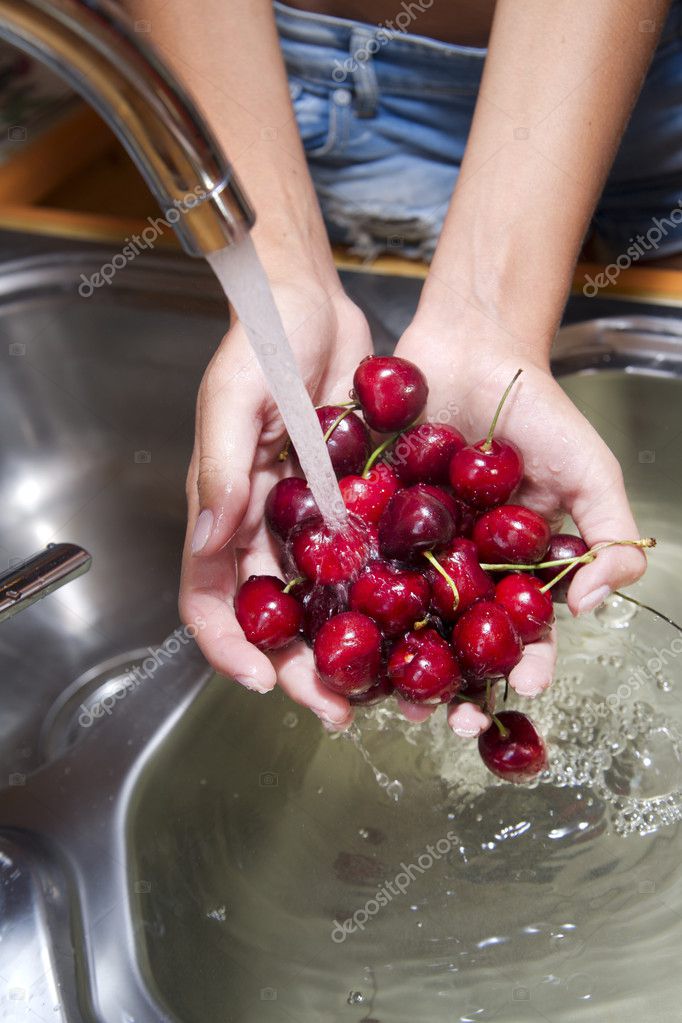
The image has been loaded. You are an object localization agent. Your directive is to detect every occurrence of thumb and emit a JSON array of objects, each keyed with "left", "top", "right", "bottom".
[
  {"left": 189, "top": 368, "right": 262, "bottom": 557},
  {"left": 567, "top": 458, "right": 648, "bottom": 616}
]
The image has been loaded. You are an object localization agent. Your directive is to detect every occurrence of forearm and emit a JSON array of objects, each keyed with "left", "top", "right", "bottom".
[
  {"left": 421, "top": 0, "right": 671, "bottom": 355},
  {"left": 121, "top": 0, "right": 337, "bottom": 290}
]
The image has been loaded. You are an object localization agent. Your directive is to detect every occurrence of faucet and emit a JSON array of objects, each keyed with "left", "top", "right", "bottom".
[
  {"left": 0, "top": 0, "right": 255, "bottom": 255},
  {"left": 0, "top": 542, "right": 91, "bottom": 622}
]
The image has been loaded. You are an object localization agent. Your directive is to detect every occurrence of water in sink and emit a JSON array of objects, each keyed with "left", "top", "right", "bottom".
[
  {"left": 131, "top": 600, "right": 682, "bottom": 1023},
  {"left": 207, "top": 237, "right": 347, "bottom": 530}
]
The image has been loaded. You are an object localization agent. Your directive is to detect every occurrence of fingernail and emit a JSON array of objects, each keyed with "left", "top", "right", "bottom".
[
  {"left": 191, "top": 509, "right": 214, "bottom": 555},
  {"left": 235, "top": 674, "right": 271, "bottom": 694},
  {"left": 452, "top": 726, "right": 481, "bottom": 738},
  {"left": 316, "top": 712, "right": 349, "bottom": 732},
  {"left": 577, "top": 584, "right": 610, "bottom": 616}
]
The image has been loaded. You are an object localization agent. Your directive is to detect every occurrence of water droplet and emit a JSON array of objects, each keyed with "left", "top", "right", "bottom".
[
  {"left": 347, "top": 991, "right": 366, "bottom": 1005},
  {"left": 282, "top": 711, "right": 298, "bottom": 728}
]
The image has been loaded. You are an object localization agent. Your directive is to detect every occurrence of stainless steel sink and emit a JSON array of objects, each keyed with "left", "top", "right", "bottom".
[{"left": 0, "top": 249, "right": 681, "bottom": 1022}]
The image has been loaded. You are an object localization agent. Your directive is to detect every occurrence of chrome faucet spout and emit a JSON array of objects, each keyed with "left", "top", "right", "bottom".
[{"left": 0, "top": 0, "right": 255, "bottom": 254}]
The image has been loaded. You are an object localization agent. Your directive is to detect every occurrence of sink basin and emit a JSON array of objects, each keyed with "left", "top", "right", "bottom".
[{"left": 0, "top": 249, "right": 681, "bottom": 1022}]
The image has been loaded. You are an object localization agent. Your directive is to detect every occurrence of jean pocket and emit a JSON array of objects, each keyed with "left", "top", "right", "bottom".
[{"left": 289, "top": 77, "right": 351, "bottom": 158}]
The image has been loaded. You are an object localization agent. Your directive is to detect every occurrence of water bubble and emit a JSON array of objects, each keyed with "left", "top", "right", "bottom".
[
  {"left": 595, "top": 594, "right": 638, "bottom": 629},
  {"left": 347, "top": 991, "right": 366, "bottom": 1005},
  {"left": 282, "top": 711, "right": 298, "bottom": 728},
  {"left": 387, "top": 779, "right": 403, "bottom": 802}
]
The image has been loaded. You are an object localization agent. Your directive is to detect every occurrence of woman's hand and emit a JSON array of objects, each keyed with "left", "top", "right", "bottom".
[
  {"left": 395, "top": 312, "right": 647, "bottom": 736},
  {"left": 180, "top": 280, "right": 372, "bottom": 730}
]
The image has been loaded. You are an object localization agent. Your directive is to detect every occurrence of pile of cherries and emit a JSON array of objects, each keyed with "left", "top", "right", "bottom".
[{"left": 235, "top": 356, "right": 647, "bottom": 784}]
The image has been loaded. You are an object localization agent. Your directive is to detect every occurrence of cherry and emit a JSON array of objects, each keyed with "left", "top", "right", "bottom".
[
  {"left": 452, "top": 600, "right": 523, "bottom": 681},
  {"left": 314, "top": 405, "right": 370, "bottom": 477},
  {"left": 410, "top": 483, "right": 465, "bottom": 531},
  {"left": 427, "top": 538, "right": 495, "bottom": 620},
  {"left": 291, "top": 516, "right": 369, "bottom": 585},
  {"left": 449, "top": 370, "right": 524, "bottom": 509},
  {"left": 291, "top": 580, "right": 348, "bottom": 643},
  {"left": 234, "top": 575, "right": 302, "bottom": 651},
  {"left": 391, "top": 422, "right": 466, "bottom": 485},
  {"left": 353, "top": 355, "right": 428, "bottom": 432},
  {"left": 339, "top": 462, "right": 400, "bottom": 526},
  {"left": 378, "top": 486, "right": 455, "bottom": 562},
  {"left": 473, "top": 504, "right": 551, "bottom": 565},
  {"left": 494, "top": 573, "right": 554, "bottom": 644},
  {"left": 388, "top": 627, "right": 461, "bottom": 704},
  {"left": 349, "top": 560, "right": 431, "bottom": 638},
  {"left": 478, "top": 710, "right": 548, "bottom": 783},
  {"left": 313, "top": 611, "right": 381, "bottom": 696},
  {"left": 265, "top": 477, "right": 318, "bottom": 541},
  {"left": 350, "top": 671, "right": 394, "bottom": 705},
  {"left": 536, "top": 533, "right": 589, "bottom": 602}
]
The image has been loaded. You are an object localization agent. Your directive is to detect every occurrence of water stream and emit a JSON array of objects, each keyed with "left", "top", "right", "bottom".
[{"left": 208, "top": 237, "right": 347, "bottom": 531}]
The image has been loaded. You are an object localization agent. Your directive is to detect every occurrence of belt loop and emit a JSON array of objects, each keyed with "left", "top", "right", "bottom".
[{"left": 349, "top": 27, "right": 379, "bottom": 118}]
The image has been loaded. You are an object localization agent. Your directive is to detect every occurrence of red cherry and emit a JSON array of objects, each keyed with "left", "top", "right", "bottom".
[
  {"left": 313, "top": 405, "right": 370, "bottom": 477},
  {"left": 452, "top": 600, "right": 523, "bottom": 681},
  {"left": 478, "top": 710, "right": 548, "bottom": 783},
  {"left": 353, "top": 355, "right": 428, "bottom": 432},
  {"left": 536, "top": 533, "right": 589, "bottom": 602},
  {"left": 428, "top": 538, "right": 495, "bottom": 620},
  {"left": 291, "top": 517, "right": 369, "bottom": 585},
  {"left": 409, "top": 483, "right": 465, "bottom": 532},
  {"left": 378, "top": 486, "right": 455, "bottom": 562},
  {"left": 265, "top": 477, "right": 318, "bottom": 541},
  {"left": 391, "top": 422, "right": 466, "bottom": 485},
  {"left": 388, "top": 627, "right": 461, "bottom": 704},
  {"left": 449, "top": 439, "right": 523, "bottom": 510},
  {"left": 349, "top": 560, "right": 431, "bottom": 638},
  {"left": 313, "top": 611, "right": 381, "bottom": 696},
  {"left": 472, "top": 505, "right": 551, "bottom": 565},
  {"left": 339, "top": 462, "right": 400, "bottom": 526},
  {"left": 291, "top": 580, "right": 348, "bottom": 643},
  {"left": 234, "top": 575, "right": 302, "bottom": 651},
  {"left": 350, "top": 672, "right": 394, "bottom": 706},
  {"left": 494, "top": 574, "right": 554, "bottom": 643},
  {"left": 448, "top": 369, "right": 524, "bottom": 509}
]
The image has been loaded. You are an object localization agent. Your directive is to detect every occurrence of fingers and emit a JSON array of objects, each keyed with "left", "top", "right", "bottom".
[
  {"left": 395, "top": 698, "right": 438, "bottom": 723},
  {"left": 508, "top": 625, "right": 558, "bottom": 698},
  {"left": 269, "top": 643, "right": 353, "bottom": 730},
  {"left": 189, "top": 345, "right": 264, "bottom": 558},
  {"left": 179, "top": 564, "right": 277, "bottom": 694},
  {"left": 448, "top": 699, "right": 491, "bottom": 738},
  {"left": 567, "top": 460, "right": 647, "bottom": 616}
]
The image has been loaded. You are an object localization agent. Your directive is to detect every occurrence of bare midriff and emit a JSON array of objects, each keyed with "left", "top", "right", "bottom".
[{"left": 280, "top": 0, "right": 496, "bottom": 47}]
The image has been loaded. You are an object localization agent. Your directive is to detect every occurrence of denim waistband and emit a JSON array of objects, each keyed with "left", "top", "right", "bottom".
[
  {"left": 273, "top": 1, "right": 487, "bottom": 97},
  {"left": 274, "top": 1, "right": 682, "bottom": 98}
]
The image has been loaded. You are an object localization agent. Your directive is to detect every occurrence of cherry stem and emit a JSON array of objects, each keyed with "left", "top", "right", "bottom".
[
  {"left": 613, "top": 590, "right": 682, "bottom": 635},
  {"left": 277, "top": 402, "right": 359, "bottom": 461},
  {"left": 491, "top": 712, "right": 510, "bottom": 739},
  {"left": 482, "top": 368, "right": 522, "bottom": 452},
  {"left": 481, "top": 537, "right": 656, "bottom": 574},
  {"left": 322, "top": 406, "right": 355, "bottom": 443},
  {"left": 503, "top": 678, "right": 509, "bottom": 703},
  {"left": 422, "top": 550, "right": 460, "bottom": 612},
  {"left": 413, "top": 616, "right": 430, "bottom": 630},
  {"left": 361, "top": 415, "right": 420, "bottom": 478},
  {"left": 539, "top": 558, "right": 581, "bottom": 594},
  {"left": 283, "top": 577, "right": 304, "bottom": 594}
]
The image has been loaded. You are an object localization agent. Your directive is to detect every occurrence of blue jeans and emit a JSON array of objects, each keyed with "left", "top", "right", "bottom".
[{"left": 274, "top": 1, "right": 682, "bottom": 262}]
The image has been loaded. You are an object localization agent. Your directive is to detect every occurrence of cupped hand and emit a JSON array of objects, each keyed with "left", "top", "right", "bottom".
[
  {"left": 394, "top": 317, "right": 647, "bottom": 735},
  {"left": 180, "top": 279, "right": 372, "bottom": 730}
]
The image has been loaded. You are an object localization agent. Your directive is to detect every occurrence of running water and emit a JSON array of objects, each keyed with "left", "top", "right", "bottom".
[{"left": 208, "top": 237, "right": 347, "bottom": 531}]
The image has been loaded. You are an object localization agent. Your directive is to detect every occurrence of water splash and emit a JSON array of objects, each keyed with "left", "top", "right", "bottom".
[{"left": 208, "top": 237, "right": 347, "bottom": 530}]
